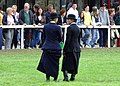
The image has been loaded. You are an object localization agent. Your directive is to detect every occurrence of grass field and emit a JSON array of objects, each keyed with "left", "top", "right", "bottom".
[{"left": 0, "top": 48, "right": 120, "bottom": 86}]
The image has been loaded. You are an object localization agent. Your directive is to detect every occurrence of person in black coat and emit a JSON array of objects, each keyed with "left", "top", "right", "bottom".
[
  {"left": 37, "top": 13, "right": 62, "bottom": 81},
  {"left": 61, "top": 14, "right": 81, "bottom": 81}
]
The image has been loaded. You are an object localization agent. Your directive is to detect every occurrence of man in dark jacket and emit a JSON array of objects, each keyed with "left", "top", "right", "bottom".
[
  {"left": 19, "top": 3, "right": 34, "bottom": 49},
  {"left": 62, "top": 14, "right": 81, "bottom": 81},
  {"left": 44, "top": 4, "right": 54, "bottom": 24},
  {"left": 37, "top": 13, "right": 62, "bottom": 81}
]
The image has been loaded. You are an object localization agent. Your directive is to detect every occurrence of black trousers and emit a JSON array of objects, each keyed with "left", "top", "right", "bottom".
[
  {"left": 99, "top": 29, "right": 108, "bottom": 47},
  {"left": 62, "top": 52, "right": 80, "bottom": 74},
  {"left": 11, "top": 29, "right": 18, "bottom": 49}
]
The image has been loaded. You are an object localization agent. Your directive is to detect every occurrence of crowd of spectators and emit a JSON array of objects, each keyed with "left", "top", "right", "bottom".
[{"left": 0, "top": 2, "right": 120, "bottom": 50}]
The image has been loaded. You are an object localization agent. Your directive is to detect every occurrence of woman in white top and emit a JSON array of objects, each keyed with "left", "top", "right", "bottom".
[
  {"left": 90, "top": 6, "right": 101, "bottom": 48},
  {"left": 2, "top": 7, "right": 16, "bottom": 49}
]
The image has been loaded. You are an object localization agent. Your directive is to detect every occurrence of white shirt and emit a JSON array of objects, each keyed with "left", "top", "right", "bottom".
[
  {"left": 92, "top": 16, "right": 102, "bottom": 26},
  {"left": 7, "top": 15, "right": 15, "bottom": 25},
  {"left": 38, "top": 15, "right": 42, "bottom": 21},
  {"left": 13, "top": 12, "right": 19, "bottom": 22},
  {"left": 61, "top": 16, "right": 64, "bottom": 24},
  {"left": 67, "top": 7, "right": 79, "bottom": 19}
]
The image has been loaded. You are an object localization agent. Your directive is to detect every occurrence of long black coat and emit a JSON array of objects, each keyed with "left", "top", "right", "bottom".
[
  {"left": 62, "top": 23, "right": 81, "bottom": 74},
  {"left": 37, "top": 22, "right": 62, "bottom": 78},
  {"left": 63, "top": 24, "right": 81, "bottom": 52}
]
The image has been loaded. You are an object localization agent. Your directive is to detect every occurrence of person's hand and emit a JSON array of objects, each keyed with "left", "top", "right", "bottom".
[
  {"left": 63, "top": 23, "right": 67, "bottom": 25},
  {"left": 23, "top": 23, "right": 27, "bottom": 26},
  {"left": 91, "top": 25, "right": 94, "bottom": 28},
  {"left": 38, "top": 23, "right": 42, "bottom": 26},
  {"left": 97, "top": 22, "right": 102, "bottom": 26},
  {"left": 109, "top": 25, "right": 111, "bottom": 28},
  {"left": 33, "top": 24, "right": 36, "bottom": 26},
  {"left": 12, "top": 23, "right": 15, "bottom": 25}
]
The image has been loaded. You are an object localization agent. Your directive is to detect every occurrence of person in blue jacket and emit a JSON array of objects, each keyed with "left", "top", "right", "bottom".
[{"left": 37, "top": 13, "right": 62, "bottom": 81}]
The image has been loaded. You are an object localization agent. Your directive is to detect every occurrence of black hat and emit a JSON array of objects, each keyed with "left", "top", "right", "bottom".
[
  {"left": 50, "top": 13, "right": 59, "bottom": 19},
  {"left": 67, "top": 14, "right": 77, "bottom": 21}
]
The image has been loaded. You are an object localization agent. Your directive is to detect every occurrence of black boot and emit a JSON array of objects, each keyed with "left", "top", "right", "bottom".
[
  {"left": 70, "top": 74, "right": 75, "bottom": 81},
  {"left": 63, "top": 71, "right": 69, "bottom": 81},
  {"left": 46, "top": 75, "right": 50, "bottom": 81}
]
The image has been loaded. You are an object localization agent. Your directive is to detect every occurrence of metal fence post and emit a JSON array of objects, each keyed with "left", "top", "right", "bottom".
[
  {"left": 21, "top": 26, "right": 24, "bottom": 49},
  {"left": 108, "top": 26, "right": 111, "bottom": 48}
]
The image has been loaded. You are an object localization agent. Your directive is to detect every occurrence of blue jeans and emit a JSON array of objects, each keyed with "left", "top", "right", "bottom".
[
  {"left": 31, "top": 29, "right": 41, "bottom": 48},
  {"left": 82, "top": 29, "right": 91, "bottom": 46},
  {"left": 4, "top": 29, "right": 14, "bottom": 49},
  {"left": 90, "top": 29, "right": 99, "bottom": 47}
]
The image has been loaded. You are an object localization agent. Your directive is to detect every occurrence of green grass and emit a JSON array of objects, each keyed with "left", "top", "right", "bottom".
[{"left": 0, "top": 48, "right": 120, "bottom": 86}]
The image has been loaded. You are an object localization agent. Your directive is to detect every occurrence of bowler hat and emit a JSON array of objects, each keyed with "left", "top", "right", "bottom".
[
  {"left": 67, "top": 14, "right": 77, "bottom": 21},
  {"left": 50, "top": 13, "right": 59, "bottom": 19}
]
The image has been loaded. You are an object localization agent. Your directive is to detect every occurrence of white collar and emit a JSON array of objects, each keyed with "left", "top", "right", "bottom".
[
  {"left": 50, "top": 21, "right": 56, "bottom": 23},
  {"left": 71, "top": 22, "right": 76, "bottom": 25}
]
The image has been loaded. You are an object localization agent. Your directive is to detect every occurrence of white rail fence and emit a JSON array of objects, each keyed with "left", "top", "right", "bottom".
[{"left": 0, "top": 25, "right": 119, "bottom": 49}]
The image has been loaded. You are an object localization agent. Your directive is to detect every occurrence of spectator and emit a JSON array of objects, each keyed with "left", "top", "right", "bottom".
[
  {"left": 44, "top": 4, "right": 55, "bottom": 24},
  {"left": 0, "top": 7, "right": 3, "bottom": 25},
  {"left": 2, "top": 7, "right": 16, "bottom": 49},
  {"left": 0, "top": 7, "right": 3, "bottom": 50},
  {"left": 67, "top": 2, "right": 79, "bottom": 19},
  {"left": 19, "top": 3, "right": 35, "bottom": 49},
  {"left": 76, "top": 12, "right": 82, "bottom": 25},
  {"left": 114, "top": 6, "right": 120, "bottom": 32},
  {"left": 11, "top": 5, "right": 19, "bottom": 49},
  {"left": 81, "top": 5, "right": 92, "bottom": 48},
  {"left": 111, "top": 9, "right": 120, "bottom": 47},
  {"left": 90, "top": 6, "right": 101, "bottom": 48},
  {"left": 99, "top": 4, "right": 110, "bottom": 48},
  {"left": 76, "top": 12, "right": 84, "bottom": 48},
  {"left": 31, "top": 4, "right": 45, "bottom": 48},
  {"left": 57, "top": 9, "right": 66, "bottom": 25},
  {"left": 57, "top": 9, "right": 66, "bottom": 45},
  {"left": 113, "top": 6, "right": 120, "bottom": 47}
]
